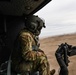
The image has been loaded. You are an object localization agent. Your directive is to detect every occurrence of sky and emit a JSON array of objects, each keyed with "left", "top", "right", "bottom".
[{"left": 35, "top": 0, "right": 76, "bottom": 38}]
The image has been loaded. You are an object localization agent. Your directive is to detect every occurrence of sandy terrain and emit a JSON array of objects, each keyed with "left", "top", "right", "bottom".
[{"left": 40, "top": 33, "right": 76, "bottom": 75}]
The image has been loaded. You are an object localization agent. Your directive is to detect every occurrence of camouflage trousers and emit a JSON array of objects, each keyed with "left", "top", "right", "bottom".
[{"left": 11, "top": 50, "right": 51, "bottom": 75}]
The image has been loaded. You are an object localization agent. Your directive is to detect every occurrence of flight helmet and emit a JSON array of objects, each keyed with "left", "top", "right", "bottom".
[{"left": 25, "top": 15, "right": 46, "bottom": 36}]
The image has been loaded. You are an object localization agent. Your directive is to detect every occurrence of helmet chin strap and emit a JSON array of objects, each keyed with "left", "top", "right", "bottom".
[{"left": 34, "top": 30, "right": 40, "bottom": 36}]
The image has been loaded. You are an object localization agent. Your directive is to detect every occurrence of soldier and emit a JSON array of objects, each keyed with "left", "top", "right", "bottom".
[{"left": 11, "top": 15, "right": 55, "bottom": 75}]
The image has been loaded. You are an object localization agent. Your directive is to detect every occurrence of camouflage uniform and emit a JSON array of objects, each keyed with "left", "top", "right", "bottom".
[{"left": 11, "top": 29, "right": 51, "bottom": 75}]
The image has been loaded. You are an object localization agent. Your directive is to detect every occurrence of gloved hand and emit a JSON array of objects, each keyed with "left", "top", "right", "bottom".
[{"left": 50, "top": 69, "right": 56, "bottom": 75}]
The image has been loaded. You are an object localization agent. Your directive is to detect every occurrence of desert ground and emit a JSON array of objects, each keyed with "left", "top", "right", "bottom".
[{"left": 40, "top": 33, "right": 76, "bottom": 75}]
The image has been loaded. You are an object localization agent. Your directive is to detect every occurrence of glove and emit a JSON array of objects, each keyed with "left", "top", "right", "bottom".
[{"left": 50, "top": 69, "right": 56, "bottom": 75}]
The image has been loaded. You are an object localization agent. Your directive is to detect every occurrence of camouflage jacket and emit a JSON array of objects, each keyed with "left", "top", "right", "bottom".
[
  {"left": 11, "top": 29, "right": 55, "bottom": 75},
  {"left": 11, "top": 29, "right": 39, "bottom": 60}
]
